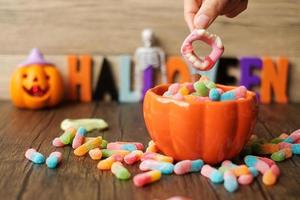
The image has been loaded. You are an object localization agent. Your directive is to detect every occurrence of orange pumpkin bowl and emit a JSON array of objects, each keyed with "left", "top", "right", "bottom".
[{"left": 143, "top": 84, "right": 258, "bottom": 164}]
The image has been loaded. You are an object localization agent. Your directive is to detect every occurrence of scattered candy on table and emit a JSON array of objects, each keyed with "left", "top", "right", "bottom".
[
  {"left": 244, "top": 129, "right": 300, "bottom": 164},
  {"left": 84, "top": 137, "right": 96, "bottom": 143},
  {"left": 291, "top": 144, "right": 300, "bottom": 154},
  {"left": 271, "top": 133, "right": 288, "bottom": 144},
  {"left": 141, "top": 152, "right": 174, "bottom": 163},
  {"left": 252, "top": 143, "right": 280, "bottom": 155},
  {"left": 277, "top": 142, "right": 292, "bottom": 149},
  {"left": 97, "top": 154, "right": 123, "bottom": 170},
  {"left": 283, "top": 129, "right": 300, "bottom": 143},
  {"left": 219, "top": 161, "right": 254, "bottom": 185},
  {"left": 111, "top": 161, "right": 131, "bottom": 180},
  {"left": 139, "top": 160, "right": 174, "bottom": 175},
  {"left": 220, "top": 160, "right": 236, "bottom": 169},
  {"left": 232, "top": 165, "right": 250, "bottom": 177},
  {"left": 101, "top": 139, "right": 108, "bottom": 149},
  {"left": 60, "top": 118, "right": 108, "bottom": 132},
  {"left": 201, "top": 164, "right": 224, "bottom": 184},
  {"left": 25, "top": 148, "right": 45, "bottom": 164},
  {"left": 124, "top": 150, "right": 143, "bottom": 165},
  {"left": 145, "top": 140, "right": 158, "bottom": 153},
  {"left": 72, "top": 127, "right": 87, "bottom": 149},
  {"left": 174, "top": 159, "right": 204, "bottom": 175},
  {"left": 259, "top": 157, "right": 276, "bottom": 167},
  {"left": 262, "top": 164, "right": 280, "bottom": 186},
  {"left": 52, "top": 137, "right": 65, "bottom": 147},
  {"left": 59, "top": 127, "right": 76, "bottom": 145},
  {"left": 89, "top": 148, "right": 102, "bottom": 160},
  {"left": 24, "top": 120, "right": 300, "bottom": 193},
  {"left": 271, "top": 148, "right": 293, "bottom": 162},
  {"left": 101, "top": 149, "right": 130, "bottom": 158},
  {"left": 107, "top": 142, "right": 144, "bottom": 151},
  {"left": 133, "top": 170, "right": 162, "bottom": 187},
  {"left": 248, "top": 167, "right": 259, "bottom": 177},
  {"left": 244, "top": 155, "right": 280, "bottom": 186},
  {"left": 74, "top": 136, "right": 102, "bottom": 156},
  {"left": 244, "top": 155, "right": 270, "bottom": 174},
  {"left": 237, "top": 174, "right": 253, "bottom": 185},
  {"left": 223, "top": 170, "right": 238, "bottom": 192},
  {"left": 46, "top": 151, "right": 62, "bottom": 168},
  {"left": 85, "top": 137, "right": 108, "bottom": 149}
]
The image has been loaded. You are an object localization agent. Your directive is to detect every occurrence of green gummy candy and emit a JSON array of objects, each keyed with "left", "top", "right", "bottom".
[
  {"left": 61, "top": 118, "right": 108, "bottom": 132},
  {"left": 101, "top": 149, "right": 120, "bottom": 158},
  {"left": 101, "top": 140, "right": 108, "bottom": 149},
  {"left": 218, "top": 166, "right": 229, "bottom": 173},
  {"left": 101, "top": 149, "right": 112, "bottom": 157},
  {"left": 271, "top": 151, "right": 285, "bottom": 162},
  {"left": 193, "top": 82, "right": 208, "bottom": 97},
  {"left": 204, "top": 80, "right": 216, "bottom": 89},
  {"left": 270, "top": 138, "right": 284, "bottom": 144},
  {"left": 115, "top": 168, "right": 131, "bottom": 180},
  {"left": 59, "top": 129, "right": 76, "bottom": 144}
]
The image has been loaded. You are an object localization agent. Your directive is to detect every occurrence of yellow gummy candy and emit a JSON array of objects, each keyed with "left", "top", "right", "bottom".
[
  {"left": 74, "top": 136, "right": 102, "bottom": 156},
  {"left": 97, "top": 154, "right": 122, "bottom": 170}
]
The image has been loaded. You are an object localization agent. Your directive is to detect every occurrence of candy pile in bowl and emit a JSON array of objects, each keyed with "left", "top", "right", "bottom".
[{"left": 163, "top": 76, "right": 247, "bottom": 102}]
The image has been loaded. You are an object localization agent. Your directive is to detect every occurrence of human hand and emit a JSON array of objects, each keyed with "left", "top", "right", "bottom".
[{"left": 184, "top": 0, "right": 248, "bottom": 31}]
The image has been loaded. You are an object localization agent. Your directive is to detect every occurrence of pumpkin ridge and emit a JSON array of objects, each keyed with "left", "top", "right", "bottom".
[
  {"left": 225, "top": 101, "right": 239, "bottom": 160},
  {"left": 168, "top": 102, "right": 178, "bottom": 159}
]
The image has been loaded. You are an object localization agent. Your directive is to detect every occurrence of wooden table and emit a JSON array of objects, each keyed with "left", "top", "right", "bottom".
[{"left": 0, "top": 101, "right": 299, "bottom": 200}]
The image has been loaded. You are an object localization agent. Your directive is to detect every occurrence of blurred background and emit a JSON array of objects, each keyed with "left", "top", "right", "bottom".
[{"left": 1, "top": 0, "right": 299, "bottom": 101}]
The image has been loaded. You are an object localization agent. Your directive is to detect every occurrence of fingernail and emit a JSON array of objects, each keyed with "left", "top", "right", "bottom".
[{"left": 196, "top": 14, "right": 210, "bottom": 28}]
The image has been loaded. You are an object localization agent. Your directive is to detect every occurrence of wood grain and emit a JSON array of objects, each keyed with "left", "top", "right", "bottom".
[
  {"left": 0, "top": 101, "right": 300, "bottom": 200},
  {"left": 0, "top": 0, "right": 299, "bottom": 56}
]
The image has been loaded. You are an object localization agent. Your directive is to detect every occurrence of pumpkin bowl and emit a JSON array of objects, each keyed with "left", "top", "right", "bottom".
[{"left": 143, "top": 84, "right": 258, "bottom": 164}]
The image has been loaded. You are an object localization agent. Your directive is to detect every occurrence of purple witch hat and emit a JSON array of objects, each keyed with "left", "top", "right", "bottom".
[{"left": 18, "top": 48, "right": 53, "bottom": 67}]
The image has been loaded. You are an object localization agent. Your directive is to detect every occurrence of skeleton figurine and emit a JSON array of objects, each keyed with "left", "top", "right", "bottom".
[{"left": 134, "top": 29, "right": 166, "bottom": 96}]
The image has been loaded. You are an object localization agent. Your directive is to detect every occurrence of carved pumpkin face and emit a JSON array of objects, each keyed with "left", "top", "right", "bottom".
[{"left": 10, "top": 64, "right": 64, "bottom": 109}]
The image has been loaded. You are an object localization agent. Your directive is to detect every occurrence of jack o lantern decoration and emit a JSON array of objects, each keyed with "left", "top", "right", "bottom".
[{"left": 10, "top": 48, "right": 64, "bottom": 109}]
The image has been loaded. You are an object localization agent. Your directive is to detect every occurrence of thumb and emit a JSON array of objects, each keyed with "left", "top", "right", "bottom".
[{"left": 193, "top": 0, "right": 224, "bottom": 29}]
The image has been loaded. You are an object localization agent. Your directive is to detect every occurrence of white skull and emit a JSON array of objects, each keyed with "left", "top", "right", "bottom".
[{"left": 142, "top": 29, "right": 154, "bottom": 47}]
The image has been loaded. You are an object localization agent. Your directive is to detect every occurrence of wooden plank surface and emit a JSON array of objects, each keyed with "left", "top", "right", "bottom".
[
  {"left": 0, "top": 0, "right": 300, "bottom": 102},
  {"left": 0, "top": 0, "right": 299, "bottom": 56},
  {"left": 0, "top": 101, "right": 300, "bottom": 200}
]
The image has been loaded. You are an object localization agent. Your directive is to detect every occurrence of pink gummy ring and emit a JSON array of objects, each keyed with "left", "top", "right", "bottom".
[{"left": 181, "top": 29, "right": 224, "bottom": 71}]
